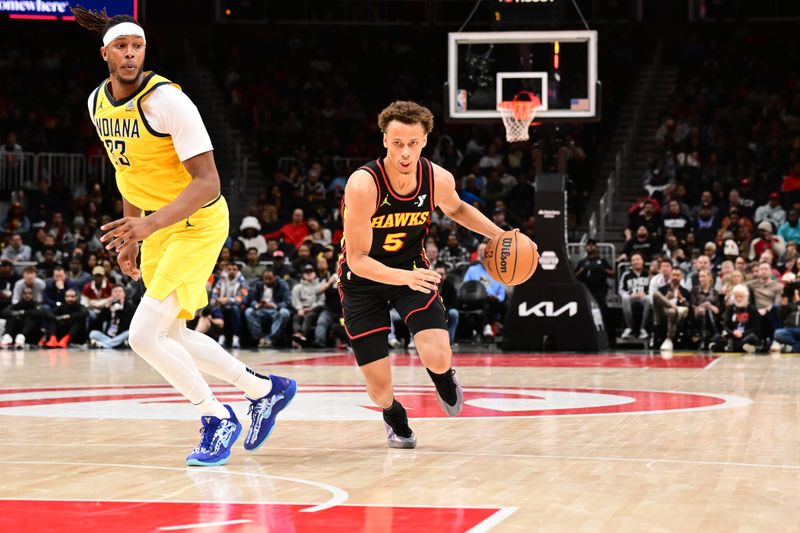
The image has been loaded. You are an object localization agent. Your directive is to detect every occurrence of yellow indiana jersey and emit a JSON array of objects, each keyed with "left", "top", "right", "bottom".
[{"left": 91, "top": 71, "right": 192, "bottom": 211}]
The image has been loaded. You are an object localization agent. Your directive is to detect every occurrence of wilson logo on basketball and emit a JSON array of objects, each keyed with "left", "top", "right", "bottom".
[
  {"left": 499, "top": 237, "right": 513, "bottom": 273},
  {"left": 484, "top": 230, "right": 539, "bottom": 286}
]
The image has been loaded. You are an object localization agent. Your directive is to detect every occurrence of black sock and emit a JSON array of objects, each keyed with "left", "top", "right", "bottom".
[
  {"left": 246, "top": 367, "right": 270, "bottom": 381},
  {"left": 427, "top": 368, "right": 457, "bottom": 406},
  {"left": 383, "top": 399, "right": 413, "bottom": 438}
]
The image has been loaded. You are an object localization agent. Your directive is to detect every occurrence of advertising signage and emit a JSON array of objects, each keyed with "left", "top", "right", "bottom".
[{"left": 1, "top": 0, "right": 137, "bottom": 21}]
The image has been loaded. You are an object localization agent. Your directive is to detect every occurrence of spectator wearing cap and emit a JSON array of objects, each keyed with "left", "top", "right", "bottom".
[
  {"left": 238, "top": 216, "right": 267, "bottom": 257},
  {"left": 271, "top": 250, "right": 294, "bottom": 281},
  {"left": 779, "top": 210, "right": 800, "bottom": 245},
  {"left": 492, "top": 208, "right": 512, "bottom": 232},
  {"left": 628, "top": 190, "right": 661, "bottom": 224},
  {"left": 12, "top": 266, "right": 45, "bottom": 304},
  {"left": 749, "top": 221, "right": 786, "bottom": 261},
  {"left": 82, "top": 266, "right": 113, "bottom": 329},
  {"left": 0, "top": 259, "right": 19, "bottom": 312},
  {"left": 321, "top": 244, "right": 337, "bottom": 271},
  {"left": 263, "top": 208, "right": 309, "bottom": 251},
  {"left": 291, "top": 264, "right": 325, "bottom": 347},
  {"left": 755, "top": 192, "right": 786, "bottom": 228},
  {"left": 1, "top": 234, "right": 32, "bottom": 263},
  {"left": 66, "top": 257, "right": 91, "bottom": 290},
  {"left": 723, "top": 239, "right": 740, "bottom": 261}
]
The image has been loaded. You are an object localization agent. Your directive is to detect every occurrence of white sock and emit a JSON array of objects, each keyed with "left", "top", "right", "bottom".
[
  {"left": 128, "top": 293, "right": 218, "bottom": 415},
  {"left": 194, "top": 394, "right": 229, "bottom": 419},
  {"left": 169, "top": 319, "right": 272, "bottom": 399},
  {"left": 233, "top": 368, "right": 272, "bottom": 400}
]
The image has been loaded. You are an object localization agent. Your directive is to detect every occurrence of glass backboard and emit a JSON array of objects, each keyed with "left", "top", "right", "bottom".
[{"left": 447, "top": 30, "right": 599, "bottom": 122}]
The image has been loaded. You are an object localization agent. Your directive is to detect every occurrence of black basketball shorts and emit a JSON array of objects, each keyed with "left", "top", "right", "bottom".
[{"left": 339, "top": 281, "right": 448, "bottom": 366}]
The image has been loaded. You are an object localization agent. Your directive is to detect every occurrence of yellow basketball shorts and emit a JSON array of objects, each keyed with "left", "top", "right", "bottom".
[{"left": 140, "top": 196, "right": 229, "bottom": 319}]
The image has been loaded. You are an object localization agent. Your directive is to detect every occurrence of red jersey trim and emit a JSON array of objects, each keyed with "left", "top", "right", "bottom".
[
  {"left": 376, "top": 158, "right": 423, "bottom": 201},
  {"left": 404, "top": 291, "right": 439, "bottom": 322}
]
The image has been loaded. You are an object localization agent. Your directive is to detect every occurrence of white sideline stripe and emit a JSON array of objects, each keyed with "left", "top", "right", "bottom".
[
  {"left": 3, "top": 446, "right": 797, "bottom": 472},
  {"left": 0, "top": 460, "right": 348, "bottom": 513},
  {"left": 466, "top": 507, "right": 519, "bottom": 533},
  {"left": 0, "top": 496, "right": 509, "bottom": 511},
  {"left": 158, "top": 519, "right": 251, "bottom": 531}
]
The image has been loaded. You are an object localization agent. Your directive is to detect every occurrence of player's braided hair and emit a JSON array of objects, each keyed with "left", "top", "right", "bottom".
[{"left": 70, "top": 5, "right": 141, "bottom": 36}]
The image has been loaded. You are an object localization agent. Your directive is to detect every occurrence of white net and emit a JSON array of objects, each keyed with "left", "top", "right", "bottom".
[{"left": 497, "top": 102, "right": 539, "bottom": 143}]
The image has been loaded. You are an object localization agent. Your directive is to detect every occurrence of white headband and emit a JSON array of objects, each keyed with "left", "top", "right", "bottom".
[{"left": 102, "top": 22, "right": 146, "bottom": 47}]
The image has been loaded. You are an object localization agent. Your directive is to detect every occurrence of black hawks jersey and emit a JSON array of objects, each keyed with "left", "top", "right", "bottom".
[{"left": 340, "top": 157, "right": 435, "bottom": 286}]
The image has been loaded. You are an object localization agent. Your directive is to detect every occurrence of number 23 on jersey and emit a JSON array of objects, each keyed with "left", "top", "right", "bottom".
[{"left": 104, "top": 139, "right": 130, "bottom": 167}]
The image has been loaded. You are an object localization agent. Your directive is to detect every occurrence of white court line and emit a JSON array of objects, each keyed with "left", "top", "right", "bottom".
[
  {"left": 703, "top": 356, "right": 724, "bottom": 370},
  {"left": 158, "top": 519, "right": 251, "bottom": 531},
  {"left": 466, "top": 507, "right": 519, "bottom": 533},
  {"left": 0, "top": 460, "right": 347, "bottom": 513},
  {"left": 2, "top": 444, "right": 798, "bottom": 473}
]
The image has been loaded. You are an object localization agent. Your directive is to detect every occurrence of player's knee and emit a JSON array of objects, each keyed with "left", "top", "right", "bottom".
[{"left": 128, "top": 326, "right": 152, "bottom": 354}]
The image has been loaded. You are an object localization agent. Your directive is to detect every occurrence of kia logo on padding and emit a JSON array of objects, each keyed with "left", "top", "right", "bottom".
[{"left": 518, "top": 301, "right": 578, "bottom": 317}]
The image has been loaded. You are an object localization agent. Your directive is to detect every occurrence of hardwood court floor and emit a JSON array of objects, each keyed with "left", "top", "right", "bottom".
[{"left": 0, "top": 347, "right": 797, "bottom": 532}]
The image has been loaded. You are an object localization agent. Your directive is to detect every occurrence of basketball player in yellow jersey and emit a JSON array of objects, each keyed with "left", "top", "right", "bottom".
[
  {"left": 340, "top": 101, "right": 521, "bottom": 447},
  {"left": 73, "top": 7, "right": 296, "bottom": 467}
]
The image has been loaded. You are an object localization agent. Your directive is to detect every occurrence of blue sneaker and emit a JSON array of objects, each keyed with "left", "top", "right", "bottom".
[
  {"left": 244, "top": 375, "right": 297, "bottom": 451},
  {"left": 186, "top": 405, "right": 242, "bottom": 467}
]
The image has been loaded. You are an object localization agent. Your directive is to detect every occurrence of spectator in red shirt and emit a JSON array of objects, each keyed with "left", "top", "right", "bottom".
[
  {"left": 780, "top": 162, "right": 800, "bottom": 193},
  {"left": 263, "top": 208, "right": 309, "bottom": 251},
  {"left": 82, "top": 266, "right": 113, "bottom": 312}
]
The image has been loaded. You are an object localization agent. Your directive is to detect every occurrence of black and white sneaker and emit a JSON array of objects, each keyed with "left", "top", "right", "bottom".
[
  {"left": 433, "top": 369, "right": 464, "bottom": 417},
  {"left": 385, "top": 423, "right": 417, "bottom": 449}
]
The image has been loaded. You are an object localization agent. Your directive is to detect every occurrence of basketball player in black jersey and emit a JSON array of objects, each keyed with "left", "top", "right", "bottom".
[{"left": 340, "top": 101, "right": 511, "bottom": 447}]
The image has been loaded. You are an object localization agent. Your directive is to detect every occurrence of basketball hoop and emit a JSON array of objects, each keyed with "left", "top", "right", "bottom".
[{"left": 497, "top": 91, "right": 542, "bottom": 143}]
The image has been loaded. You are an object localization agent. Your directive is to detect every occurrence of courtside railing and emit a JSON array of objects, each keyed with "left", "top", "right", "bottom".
[{"left": 1, "top": 152, "right": 109, "bottom": 189}]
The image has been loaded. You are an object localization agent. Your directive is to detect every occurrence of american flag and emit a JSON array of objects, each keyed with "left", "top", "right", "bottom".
[{"left": 570, "top": 98, "right": 590, "bottom": 111}]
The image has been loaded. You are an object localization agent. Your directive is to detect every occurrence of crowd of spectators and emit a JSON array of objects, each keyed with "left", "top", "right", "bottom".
[
  {"left": 578, "top": 25, "right": 800, "bottom": 353},
  {"left": 0, "top": 19, "right": 644, "bottom": 351}
]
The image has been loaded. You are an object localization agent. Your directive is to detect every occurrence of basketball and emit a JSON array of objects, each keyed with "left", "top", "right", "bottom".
[{"left": 483, "top": 230, "right": 538, "bottom": 285}]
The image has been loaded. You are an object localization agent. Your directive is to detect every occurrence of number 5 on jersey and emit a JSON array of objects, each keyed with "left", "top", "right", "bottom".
[
  {"left": 382, "top": 232, "right": 407, "bottom": 252},
  {"left": 104, "top": 139, "right": 131, "bottom": 167}
]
